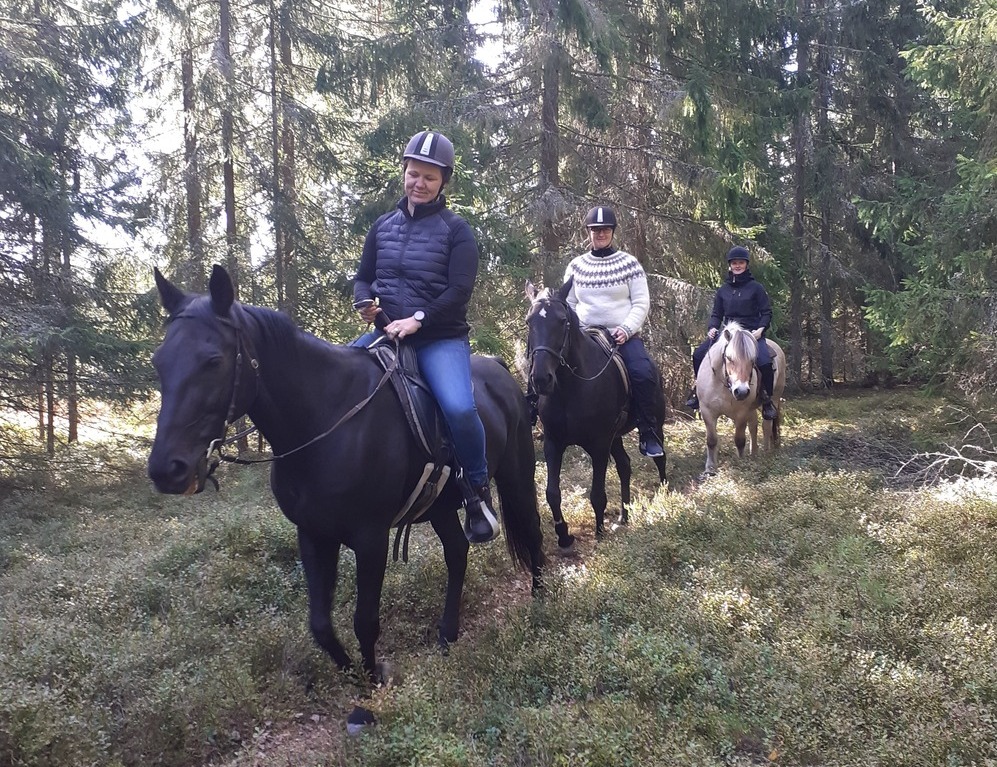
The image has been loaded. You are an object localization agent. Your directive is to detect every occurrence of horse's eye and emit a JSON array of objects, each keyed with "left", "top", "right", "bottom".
[{"left": 204, "top": 355, "right": 223, "bottom": 369}]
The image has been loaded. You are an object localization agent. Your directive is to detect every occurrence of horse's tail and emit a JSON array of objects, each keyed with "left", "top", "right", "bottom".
[{"left": 494, "top": 405, "right": 546, "bottom": 579}]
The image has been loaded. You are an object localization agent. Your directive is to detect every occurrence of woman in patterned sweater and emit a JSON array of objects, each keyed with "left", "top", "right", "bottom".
[{"left": 562, "top": 205, "right": 664, "bottom": 458}]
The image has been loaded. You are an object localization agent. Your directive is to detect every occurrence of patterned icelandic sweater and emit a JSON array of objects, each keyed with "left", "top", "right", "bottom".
[{"left": 563, "top": 248, "right": 650, "bottom": 339}]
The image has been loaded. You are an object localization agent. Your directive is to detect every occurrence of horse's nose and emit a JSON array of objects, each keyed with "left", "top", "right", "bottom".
[
  {"left": 531, "top": 371, "right": 555, "bottom": 395},
  {"left": 148, "top": 456, "right": 193, "bottom": 494},
  {"left": 732, "top": 385, "right": 750, "bottom": 401}
]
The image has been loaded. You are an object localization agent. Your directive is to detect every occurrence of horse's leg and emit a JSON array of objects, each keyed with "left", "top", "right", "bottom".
[
  {"left": 702, "top": 411, "right": 720, "bottom": 476},
  {"left": 352, "top": 533, "right": 390, "bottom": 684},
  {"left": 610, "top": 436, "right": 632, "bottom": 527},
  {"left": 748, "top": 409, "right": 759, "bottom": 455},
  {"left": 589, "top": 449, "right": 611, "bottom": 539},
  {"left": 544, "top": 439, "right": 574, "bottom": 549},
  {"left": 431, "top": 509, "right": 469, "bottom": 649},
  {"left": 298, "top": 529, "right": 353, "bottom": 672},
  {"left": 653, "top": 453, "right": 667, "bottom": 484},
  {"left": 734, "top": 417, "right": 748, "bottom": 458},
  {"left": 341, "top": 534, "right": 390, "bottom": 737}
]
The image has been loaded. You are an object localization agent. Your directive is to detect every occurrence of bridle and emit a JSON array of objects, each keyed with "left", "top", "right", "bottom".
[
  {"left": 174, "top": 309, "right": 397, "bottom": 489},
  {"left": 527, "top": 299, "right": 619, "bottom": 382},
  {"left": 718, "top": 333, "right": 756, "bottom": 392}
]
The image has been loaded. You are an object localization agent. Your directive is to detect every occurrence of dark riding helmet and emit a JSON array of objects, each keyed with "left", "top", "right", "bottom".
[
  {"left": 584, "top": 205, "right": 618, "bottom": 229},
  {"left": 726, "top": 245, "right": 750, "bottom": 263},
  {"left": 403, "top": 130, "right": 455, "bottom": 183}
]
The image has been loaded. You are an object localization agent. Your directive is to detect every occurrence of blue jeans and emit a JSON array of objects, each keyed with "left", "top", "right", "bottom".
[{"left": 352, "top": 331, "right": 488, "bottom": 487}]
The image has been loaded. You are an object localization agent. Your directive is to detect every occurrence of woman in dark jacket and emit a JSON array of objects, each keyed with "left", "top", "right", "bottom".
[
  {"left": 352, "top": 130, "right": 497, "bottom": 544},
  {"left": 686, "top": 245, "right": 778, "bottom": 420}
]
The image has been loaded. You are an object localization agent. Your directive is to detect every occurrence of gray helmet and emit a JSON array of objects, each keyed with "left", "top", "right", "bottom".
[
  {"left": 402, "top": 131, "right": 455, "bottom": 175},
  {"left": 726, "top": 245, "right": 750, "bottom": 262},
  {"left": 584, "top": 205, "right": 618, "bottom": 229}
]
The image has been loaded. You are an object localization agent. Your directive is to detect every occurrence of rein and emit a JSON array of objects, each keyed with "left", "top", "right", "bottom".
[{"left": 203, "top": 316, "right": 399, "bottom": 470}]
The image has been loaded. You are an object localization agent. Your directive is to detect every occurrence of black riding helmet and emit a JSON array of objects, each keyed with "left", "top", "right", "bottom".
[
  {"left": 726, "top": 245, "right": 750, "bottom": 262},
  {"left": 584, "top": 205, "right": 618, "bottom": 229},
  {"left": 402, "top": 130, "right": 455, "bottom": 184}
]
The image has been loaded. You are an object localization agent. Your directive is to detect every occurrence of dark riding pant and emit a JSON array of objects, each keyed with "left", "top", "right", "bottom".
[
  {"left": 619, "top": 336, "right": 660, "bottom": 438},
  {"left": 692, "top": 332, "right": 772, "bottom": 376}
]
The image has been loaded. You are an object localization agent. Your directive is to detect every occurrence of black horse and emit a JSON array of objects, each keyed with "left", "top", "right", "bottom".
[
  {"left": 525, "top": 280, "right": 666, "bottom": 547},
  {"left": 148, "top": 265, "right": 544, "bottom": 729}
]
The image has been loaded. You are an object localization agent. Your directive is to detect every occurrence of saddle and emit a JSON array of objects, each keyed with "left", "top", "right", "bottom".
[
  {"left": 585, "top": 327, "right": 632, "bottom": 433},
  {"left": 368, "top": 342, "right": 453, "bottom": 553},
  {"left": 586, "top": 327, "right": 631, "bottom": 397}
]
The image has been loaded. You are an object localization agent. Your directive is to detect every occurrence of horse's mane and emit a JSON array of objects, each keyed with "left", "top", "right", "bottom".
[
  {"left": 240, "top": 302, "right": 302, "bottom": 349},
  {"left": 722, "top": 321, "right": 757, "bottom": 363}
]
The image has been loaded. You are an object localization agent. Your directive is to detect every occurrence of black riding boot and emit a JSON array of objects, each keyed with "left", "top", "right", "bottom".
[
  {"left": 525, "top": 387, "right": 540, "bottom": 427},
  {"left": 632, "top": 380, "right": 664, "bottom": 458},
  {"left": 758, "top": 363, "right": 777, "bottom": 421},
  {"left": 686, "top": 357, "right": 703, "bottom": 410},
  {"left": 457, "top": 472, "right": 499, "bottom": 544},
  {"left": 685, "top": 386, "right": 699, "bottom": 411}
]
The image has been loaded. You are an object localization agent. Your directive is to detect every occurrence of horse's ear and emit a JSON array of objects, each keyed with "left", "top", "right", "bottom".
[
  {"left": 525, "top": 280, "right": 537, "bottom": 302},
  {"left": 751, "top": 328, "right": 764, "bottom": 340},
  {"left": 208, "top": 264, "right": 235, "bottom": 316},
  {"left": 556, "top": 276, "right": 574, "bottom": 303},
  {"left": 154, "top": 267, "right": 187, "bottom": 317},
  {"left": 722, "top": 325, "right": 734, "bottom": 342}
]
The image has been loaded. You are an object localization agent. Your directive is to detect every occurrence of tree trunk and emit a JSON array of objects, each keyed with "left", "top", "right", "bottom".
[
  {"left": 279, "top": 12, "right": 298, "bottom": 320},
  {"left": 182, "top": 38, "right": 205, "bottom": 291},
  {"left": 58, "top": 133, "right": 78, "bottom": 444},
  {"left": 269, "top": 1, "right": 285, "bottom": 311},
  {"left": 816, "top": 0, "right": 834, "bottom": 388},
  {"left": 539, "top": 39, "right": 561, "bottom": 285},
  {"left": 220, "top": 0, "right": 240, "bottom": 299},
  {"left": 44, "top": 350, "right": 55, "bottom": 457},
  {"left": 789, "top": 0, "right": 811, "bottom": 389}
]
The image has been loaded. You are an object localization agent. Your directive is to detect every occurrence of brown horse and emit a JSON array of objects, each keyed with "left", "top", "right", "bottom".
[{"left": 695, "top": 321, "right": 786, "bottom": 476}]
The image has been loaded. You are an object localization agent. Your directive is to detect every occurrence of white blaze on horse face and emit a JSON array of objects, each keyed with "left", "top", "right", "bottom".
[{"left": 539, "top": 307, "right": 547, "bottom": 318}]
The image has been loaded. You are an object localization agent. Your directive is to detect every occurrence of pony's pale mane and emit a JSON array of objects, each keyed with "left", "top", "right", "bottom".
[{"left": 725, "top": 321, "right": 757, "bottom": 364}]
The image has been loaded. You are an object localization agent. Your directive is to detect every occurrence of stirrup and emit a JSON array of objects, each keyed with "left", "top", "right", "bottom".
[
  {"left": 463, "top": 483, "right": 499, "bottom": 544},
  {"left": 639, "top": 434, "right": 664, "bottom": 458},
  {"left": 761, "top": 397, "right": 777, "bottom": 420}
]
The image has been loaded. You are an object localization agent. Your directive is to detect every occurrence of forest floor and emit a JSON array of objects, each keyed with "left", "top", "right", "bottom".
[{"left": 2, "top": 388, "right": 996, "bottom": 766}]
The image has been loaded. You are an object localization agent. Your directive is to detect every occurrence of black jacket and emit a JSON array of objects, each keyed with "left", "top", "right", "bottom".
[
  {"left": 708, "top": 269, "right": 772, "bottom": 333},
  {"left": 353, "top": 195, "right": 479, "bottom": 340}
]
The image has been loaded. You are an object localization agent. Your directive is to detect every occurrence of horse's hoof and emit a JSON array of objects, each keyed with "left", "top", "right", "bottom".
[
  {"left": 557, "top": 534, "right": 575, "bottom": 551},
  {"left": 374, "top": 660, "right": 393, "bottom": 686},
  {"left": 697, "top": 471, "right": 716, "bottom": 482},
  {"left": 347, "top": 706, "right": 376, "bottom": 736}
]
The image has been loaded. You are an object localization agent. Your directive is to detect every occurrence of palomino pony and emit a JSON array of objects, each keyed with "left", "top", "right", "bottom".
[
  {"left": 148, "top": 265, "right": 544, "bottom": 731},
  {"left": 525, "top": 280, "right": 666, "bottom": 548},
  {"left": 696, "top": 321, "right": 786, "bottom": 476}
]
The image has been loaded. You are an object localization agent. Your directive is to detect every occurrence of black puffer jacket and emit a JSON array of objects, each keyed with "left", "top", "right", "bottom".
[
  {"left": 708, "top": 269, "right": 772, "bottom": 332},
  {"left": 353, "top": 195, "right": 479, "bottom": 340}
]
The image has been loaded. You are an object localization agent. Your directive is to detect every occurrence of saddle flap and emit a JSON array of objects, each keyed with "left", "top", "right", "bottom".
[{"left": 368, "top": 344, "right": 450, "bottom": 463}]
